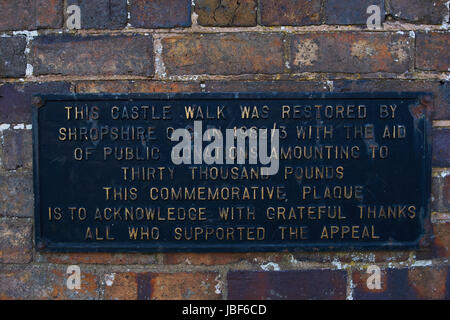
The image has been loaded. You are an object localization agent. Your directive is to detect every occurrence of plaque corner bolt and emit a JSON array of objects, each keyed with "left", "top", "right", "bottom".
[
  {"left": 37, "top": 240, "right": 47, "bottom": 250},
  {"left": 420, "top": 95, "right": 432, "bottom": 105},
  {"left": 32, "top": 96, "right": 44, "bottom": 108}
]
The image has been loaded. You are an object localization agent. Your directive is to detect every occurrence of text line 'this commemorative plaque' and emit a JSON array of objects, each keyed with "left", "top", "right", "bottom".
[{"left": 33, "top": 93, "right": 431, "bottom": 252}]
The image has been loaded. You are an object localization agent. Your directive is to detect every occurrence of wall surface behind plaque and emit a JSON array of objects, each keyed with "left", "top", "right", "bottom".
[{"left": 0, "top": 0, "right": 449, "bottom": 300}]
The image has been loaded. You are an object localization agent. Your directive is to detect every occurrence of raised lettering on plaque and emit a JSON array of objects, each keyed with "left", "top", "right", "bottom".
[{"left": 32, "top": 93, "right": 431, "bottom": 251}]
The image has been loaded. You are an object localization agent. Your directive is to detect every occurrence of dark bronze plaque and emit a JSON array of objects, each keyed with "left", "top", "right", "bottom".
[{"left": 33, "top": 93, "right": 431, "bottom": 252}]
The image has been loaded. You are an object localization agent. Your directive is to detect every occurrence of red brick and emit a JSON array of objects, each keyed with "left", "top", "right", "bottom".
[
  {"left": 37, "top": 252, "right": 158, "bottom": 265},
  {"left": 433, "top": 222, "right": 450, "bottom": 258},
  {"left": 130, "top": 0, "right": 191, "bottom": 28},
  {"left": 103, "top": 272, "right": 139, "bottom": 300},
  {"left": 292, "top": 250, "right": 411, "bottom": 264},
  {"left": 432, "top": 129, "right": 450, "bottom": 167},
  {"left": 353, "top": 267, "right": 450, "bottom": 299},
  {"left": 228, "top": 270, "right": 347, "bottom": 299},
  {"left": 0, "top": 0, "right": 63, "bottom": 31},
  {"left": 30, "top": 34, "right": 154, "bottom": 76},
  {"left": 325, "top": 0, "right": 385, "bottom": 25},
  {"left": 352, "top": 268, "right": 389, "bottom": 299},
  {"left": 0, "top": 218, "right": 32, "bottom": 263},
  {"left": 416, "top": 32, "right": 450, "bottom": 72},
  {"left": 162, "top": 33, "right": 284, "bottom": 75},
  {"left": 0, "top": 173, "right": 33, "bottom": 218},
  {"left": 0, "top": 265, "right": 99, "bottom": 299},
  {"left": 66, "top": 0, "right": 127, "bottom": 29},
  {"left": 432, "top": 172, "right": 450, "bottom": 213},
  {"left": 163, "top": 252, "right": 283, "bottom": 265},
  {"left": 260, "top": 0, "right": 321, "bottom": 26},
  {"left": 151, "top": 272, "right": 222, "bottom": 300},
  {"left": 195, "top": 0, "right": 256, "bottom": 26},
  {"left": 409, "top": 267, "right": 448, "bottom": 299},
  {"left": 0, "top": 37, "right": 27, "bottom": 78},
  {"left": 389, "top": 0, "right": 447, "bottom": 24},
  {"left": 36, "top": 0, "right": 64, "bottom": 29},
  {"left": 104, "top": 272, "right": 222, "bottom": 300},
  {"left": 290, "top": 32, "right": 412, "bottom": 73},
  {"left": 0, "top": 82, "right": 72, "bottom": 124},
  {"left": 75, "top": 80, "right": 201, "bottom": 93},
  {"left": 446, "top": 175, "right": 450, "bottom": 209},
  {"left": 1, "top": 129, "right": 32, "bottom": 171}
]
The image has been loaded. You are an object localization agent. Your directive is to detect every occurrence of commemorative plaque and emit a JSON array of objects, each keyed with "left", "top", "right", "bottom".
[{"left": 33, "top": 93, "right": 431, "bottom": 252}]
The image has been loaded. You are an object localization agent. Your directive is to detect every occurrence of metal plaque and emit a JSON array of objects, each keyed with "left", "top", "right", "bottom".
[{"left": 33, "top": 93, "right": 431, "bottom": 252}]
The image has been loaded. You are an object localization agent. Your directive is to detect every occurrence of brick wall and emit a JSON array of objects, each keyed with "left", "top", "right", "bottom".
[{"left": 0, "top": 0, "right": 449, "bottom": 300}]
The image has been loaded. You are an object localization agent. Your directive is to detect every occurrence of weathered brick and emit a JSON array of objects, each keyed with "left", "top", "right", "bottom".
[
  {"left": 162, "top": 33, "right": 284, "bottom": 75},
  {"left": 0, "top": 265, "right": 99, "bottom": 299},
  {"left": 433, "top": 222, "right": 450, "bottom": 258},
  {"left": 416, "top": 32, "right": 450, "bottom": 72},
  {"left": 37, "top": 252, "right": 158, "bottom": 265},
  {"left": 152, "top": 272, "right": 222, "bottom": 300},
  {"left": 0, "top": 82, "right": 72, "bottom": 124},
  {"left": 353, "top": 267, "right": 450, "bottom": 299},
  {"left": 389, "top": 0, "right": 448, "bottom": 24},
  {"left": 0, "top": 37, "right": 27, "bottom": 78},
  {"left": 36, "top": 0, "right": 64, "bottom": 28},
  {"left": 0, "top": 218, "right": 32, "bottom": 263},
  {"left": 290, "top": 32, "right": 412, "bottom": 73},
  {"left": 195, "top": 0, "right": 256, "bottom": 26},
  {"left": 66, "top": 0, "right": 127, "bottom": 29},
  {"left": 331, "top": 80, "right": 449, "bottom": 120},
  {"left": 432, "top": 129, "right": 450, "bottom": 167},
  {"left": 163, "top": 252, "right": 283, "bottom": 265},
  {"left": 203, "top": 80, "right": 329, "bottom": 92},
  {"left": 31, "top": 34, "right": 154, "bottom": 76},
  {"left": 104, "top": 272, "right": 222, "bottom": 300},
  {"left": 0, "top": 0, "right": 34, "bottom": 31},
  {"left": 0, "top": 0, "right": 63, "bottom": 31},
  {"left": 260, "top": 0, "right": 321, "bottom": 26},
  {"left": 103, "top": 272, "right": 139, "bottom": 300},
  {"left": 0, "top": 173, "right": 33, "bottom": 218},
  {"left": 228, "top": 270, "right": 347, "bottom": 299},
  {"left": 292, "top": 250, "right": 411, "bottom": 264},
  {"left": 432, "top": 172, "right": 450, "bottom": 213},
  {"left": 1, "top": 129, "right": 32, "bottom": 171},
  {"left": 130, "top": 0, "right": 191, "bottom": 28},
  {"left": 325, "top": 0, "right": 385, "bottom": 25},
  {"left": 76, "top": 80, "right": 201, "bottom": 93},
  {"left": 409, "top": 267, "right": 449, "bottom": 299},
  {"left": 76, "top": 80, "right": 449, "bottom": 119}
]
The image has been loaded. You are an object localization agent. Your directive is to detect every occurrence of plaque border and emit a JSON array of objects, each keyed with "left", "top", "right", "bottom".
[{"left": 32, "top": 92, "right": 432, "bottom": 252}]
